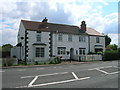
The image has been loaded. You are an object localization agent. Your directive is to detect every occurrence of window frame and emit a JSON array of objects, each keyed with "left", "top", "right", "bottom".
[
  {"left": 79, "top": 48, "right": 86, "bottom": 55},
  {"left": 79, "top": 36, "right": 86, "bottom": 42},
  {"left": 58, "top": 34, "right": 63, "bottom": 41},
  {"left": 36, "top": 32, "right": 41, "bottom": 42},
  {"left": 96, "top": 37, "right": 100, "bottom": 43},
  {"left": 35, "top": 47, "right": 45, "bottom": 57},
  {"left": 68, "top": 34, "right": 72, "bottom": 42},
  {"left": 57, "top": 47, "right": 66, "bottom": 55}
]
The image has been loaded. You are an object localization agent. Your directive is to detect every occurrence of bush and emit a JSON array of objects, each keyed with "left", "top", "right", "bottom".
[
  {"left": 49, "top": 56, "right": 61, "bottom": 64},
  {"left": 34, "top": 61, "right": 39, "bottom": 65},
  {"left": 2, "top": 58, "right": 15, "bottom": 66},
  {"left": 103, "top": 50, "right": 119, "bottom": 61}
]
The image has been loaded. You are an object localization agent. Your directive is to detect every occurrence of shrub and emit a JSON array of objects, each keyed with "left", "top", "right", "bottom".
[
  {"left": 34, "top": 61, "right": 39, "bottom": 65},
  {"left": 2, "top": 58, "right": 15, "bottom": 66},
  {"left": 103, "top": 50, "right": 119, "bottom": 61}
]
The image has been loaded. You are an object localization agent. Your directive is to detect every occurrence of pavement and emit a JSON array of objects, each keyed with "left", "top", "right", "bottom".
[
  {"left": 1, "top": 60, "right": 119, "bottom": 88},
  {"left": 1, "top": 60, "right": 103, "bottom": 69}
]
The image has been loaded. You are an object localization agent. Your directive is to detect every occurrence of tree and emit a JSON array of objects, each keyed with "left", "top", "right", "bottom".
[
  {"left": 2, "top": 44, "right": 13, "bottom": 51},
  {"left": 106, "top": 44, "right": 118, "bottom": 51},
  {"left": 105, "top": 35, "right": 111, "bottom": 47}
]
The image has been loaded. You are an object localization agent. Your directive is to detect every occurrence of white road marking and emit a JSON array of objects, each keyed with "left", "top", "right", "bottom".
[
  {"left": 28, "top": 76, "right": 38, "bottom": 86},
  {"left": 95, "top": 68, "right": 108, "bottom": 74},
  {"left": 53, "top": 67, "right": 56, "bottom": 68},
  {"left": 28, "top": 77, "right": 90, "bottom": 87},
  {"left": 36, "top": 68, "right": 44, "bottom": 70},
  {"left": 72, "top": 72, "right": 79, "bottom": 79},
  {"left": 88, "top": 66, "right": 113, "bottom": 70},
  {"left": 108, "top": 72, "right": 119, "bottom": 75},
  {"left": 113, "top": 66, "right": 120, "bottom": 68},
  {"left": 17, "top": 69, "right": 26, "bottom": 71},
  {"left": 21, "top": 72, "right": 68, "bottom": 79},
  {"left": 0, "top": 70, "right": 5, "bottom": 72}
]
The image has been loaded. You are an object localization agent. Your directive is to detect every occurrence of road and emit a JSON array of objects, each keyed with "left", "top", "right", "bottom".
[{"left": 1, "top": 61, "right": 119, "bottom": 88}]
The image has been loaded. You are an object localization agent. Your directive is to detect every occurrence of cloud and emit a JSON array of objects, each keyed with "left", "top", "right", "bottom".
[
  {"left": 1, "top": 0, "right": 118, "bottom": 46},
  {"left": 108, "top": 34, "right": 119, "bottom": 45}
]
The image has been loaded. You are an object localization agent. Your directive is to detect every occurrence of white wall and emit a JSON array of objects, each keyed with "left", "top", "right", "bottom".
[
  {"left": 27, "top": 31, "right": 50, "bottom": 63},
  {"left": 52, "top": 33, "right": 89, "bottom": 59},
  {"left": 89, "top": 36, "right": 105, "bottom": 52}
]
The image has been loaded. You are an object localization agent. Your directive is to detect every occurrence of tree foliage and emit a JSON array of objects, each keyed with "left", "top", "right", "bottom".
[
  {"left": 105, "top": 35, "right": 111, "bottom": 47},
  {"left": 2, "top": 44, "right": 13, "bottom": 51},
  {"left": 106, "top": 44, "right": 118, "bottom": 51}
]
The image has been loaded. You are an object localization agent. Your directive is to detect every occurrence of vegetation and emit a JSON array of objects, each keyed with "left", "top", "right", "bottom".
[
  {"left": 105, "top": 35, "right": 111, "bottom": 47},
  {"left": 34, "top": 56, "right": 61, "bottom": 65},
  {"left": 103, "top": 44, "right": 120, "bottom": 61},
  {"left": 2, "top": 44, "right": 13, "bottom": 51},
  {"left": 106, "top": 44, "right": 118, "bottom": 51}
]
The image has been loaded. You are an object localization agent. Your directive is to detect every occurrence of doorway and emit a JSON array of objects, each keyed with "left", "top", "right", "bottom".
[{"left": 70, "top": 48, "right": 74, "bottom": 60}]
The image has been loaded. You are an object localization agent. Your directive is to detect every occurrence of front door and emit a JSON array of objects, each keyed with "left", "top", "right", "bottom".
[{"left": 70, "top": 48, "right": 74, "bottom": 60}]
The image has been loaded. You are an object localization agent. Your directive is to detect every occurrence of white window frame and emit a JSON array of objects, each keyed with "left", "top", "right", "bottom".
[
  {"left": 96, "top": 37, "right": 100, "bottom": 43},
  {"left": 35, "top": 47, "right": 45, "bottom": 57},
  {"left": 79, "top": 36, "right": 86, "bottom": 42},
  {"left": 79, "top": 48, "right": 86, "bottom": 55},
  {"left": 58, "top": 47, "right": 66, "bottom": 55},
  {"left": 58, "top": 34, "right": 63, "bottom": 41},
  {"left": 36, "top": 32, "right": 41, "bottom": 42},
  {"left": 68, "top": 34, "right": 72, "bottom": 42}
]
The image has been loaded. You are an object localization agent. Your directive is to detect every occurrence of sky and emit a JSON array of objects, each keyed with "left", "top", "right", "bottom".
[{"left": 0, "top": 0, "right": 119, "bottom": 46}]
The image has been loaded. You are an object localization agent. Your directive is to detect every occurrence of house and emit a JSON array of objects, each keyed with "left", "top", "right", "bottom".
[{"left": 11, "top": 17, "right": 105, "bottom": 64}]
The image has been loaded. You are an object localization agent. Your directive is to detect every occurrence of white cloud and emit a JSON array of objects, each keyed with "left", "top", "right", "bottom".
[
  {"left": 108, "top": 34, "right": 119, "bottom": 46},
  {"left": 0, "top": 0, "right": 118, "bottom": 46}
]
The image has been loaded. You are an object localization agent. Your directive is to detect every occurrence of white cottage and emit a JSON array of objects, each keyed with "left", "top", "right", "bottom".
[{"left": 11, "top": 18, "right": 105, "bottom": 64}]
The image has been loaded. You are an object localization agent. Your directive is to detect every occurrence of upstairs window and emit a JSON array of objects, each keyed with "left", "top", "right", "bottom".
[
  {"left": 58, "top": 34, "right": 62, "bottom": 41},
  {"left": 68, "top": 35, "right": 72, "bottom": 42},
  {"left": 96, "top": 37, "right": 100, "bottom": 43},
  {"left": 36, "top": 31, "right": 41, "bottom": 42},
  {"left": 79, "top": 36, "right": 86, "bottom": 42}
]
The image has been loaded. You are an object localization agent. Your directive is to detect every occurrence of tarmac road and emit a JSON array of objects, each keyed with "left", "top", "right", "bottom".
[{"left": 2, "top": 60, "right": 119, "bottom": 88}]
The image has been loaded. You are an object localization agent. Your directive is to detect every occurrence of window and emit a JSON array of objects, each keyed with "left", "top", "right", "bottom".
[
  {"left": 58, "top": 34, "right": 62, "bottom": 41},
  {"left": 35, "top": 47, "right": 45, "bottom": 57},
  {"left": 68, "top": 35, "right": 72, "bottom": 42},
  {"left": 36, "top": 32, "right": 41, "bottom": 42},
  {"left": 58, "top": 47, "right": 66, "bottom": 55},
  {"left": 96, "top": 37, "right": 100, "bottom": 43},
  {"left": 79, "top": 48, "right": 85, "bottom": 55},
  {"left": 79, "top": 36, "right": 86, "bottom": 42}
]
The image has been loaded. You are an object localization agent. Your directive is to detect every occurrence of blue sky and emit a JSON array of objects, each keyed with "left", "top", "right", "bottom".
[{"left": 0, "top": 0, "right": 119, "bottom": 46}]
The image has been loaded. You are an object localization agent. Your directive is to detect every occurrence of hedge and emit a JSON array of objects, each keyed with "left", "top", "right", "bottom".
[{"left": 103, "top": 50, "right": 120, "bottom": 61}]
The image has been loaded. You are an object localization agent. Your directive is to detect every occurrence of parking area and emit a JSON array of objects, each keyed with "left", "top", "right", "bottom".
[{"left": 15, "top": 65, "right": 119, "bottom": 88}]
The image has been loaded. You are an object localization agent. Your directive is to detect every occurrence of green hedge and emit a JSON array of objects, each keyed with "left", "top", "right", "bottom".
[{"left": 103, "top": 50, "right": 120, "bottom": 61}]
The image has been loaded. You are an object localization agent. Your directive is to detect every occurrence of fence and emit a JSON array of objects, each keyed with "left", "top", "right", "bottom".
[{"left": 74, "top": 54, "right": 102, "bottom": 61}]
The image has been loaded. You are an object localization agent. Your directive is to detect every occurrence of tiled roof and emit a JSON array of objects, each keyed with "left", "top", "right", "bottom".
[
  {"left": 86, "top": 27, "right": 104, "bottom": 36},
  {"left": 21, "top": 20, "right": 104, "bottom": 36}
]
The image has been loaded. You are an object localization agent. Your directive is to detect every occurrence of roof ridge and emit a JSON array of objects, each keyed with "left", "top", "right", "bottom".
[{"left": 21, "top": 19, "right": 79, "bottom": 27}]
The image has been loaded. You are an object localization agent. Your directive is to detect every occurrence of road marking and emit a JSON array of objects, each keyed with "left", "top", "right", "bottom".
[
  {"left": 113, "top": 66, "right": 120, "bottom": 68},
  {"left": 88, "top": 66, "right": 113, "bottom": 70},
  {"left": 17, "top": 69, "right": 26, "bottom": 71},
  {"left": 28, "top": 76, "right": 38, "bottom": 86},
  {"left": 95, "top": 68, "right": 108, "bottom": 74},
  {"left": 109, "top": 71, "right": 119, "bottom": 75},
  {"left": 0, "top": 70, "right": 5, "bottom": 72},
  {"left": 21, "top": 72, "right": 68, "bottom": 79},
  {"left": 72, "top": 72, "right": 79, "bottom": 79},
  {"left": 36, "top": 68, "right": 44, "bottom": 70},
  {"left": 28, "top": 77, "right": 90, "bottom": 87},
  {"left": 53, "top": 67, "right": 56, "bottom": 68}
]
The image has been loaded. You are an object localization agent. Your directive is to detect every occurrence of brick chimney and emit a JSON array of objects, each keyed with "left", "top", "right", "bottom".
[
  {"left": 81, "top": 21, "right": 86, "bottom": 31},
  {"left": 42, "top": 17, "right": 48, "bottom": 23}
]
